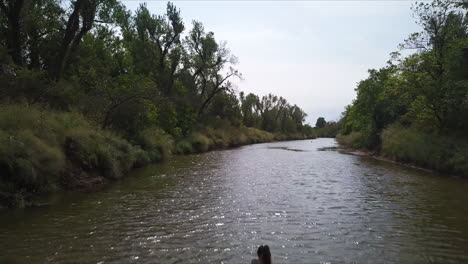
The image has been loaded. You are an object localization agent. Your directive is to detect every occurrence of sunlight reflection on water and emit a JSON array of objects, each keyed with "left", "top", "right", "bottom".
[{"left": 1, "top": 139, "right": 468, "bottom": 263}]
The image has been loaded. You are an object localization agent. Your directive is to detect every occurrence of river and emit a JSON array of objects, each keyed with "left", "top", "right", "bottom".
[{"left": 1, "top": 138, "right": 468, "bottom": 263}]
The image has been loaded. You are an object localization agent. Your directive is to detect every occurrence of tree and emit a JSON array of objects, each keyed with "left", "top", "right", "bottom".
[
  {"left": 240, "top": 92, "right": 261, "bottom": 127},
  {"left": 0, "top": 0, "right": 25, "bottom": 65},
  {"left": 55, "top": 0, "right": 124, "bottom": 80},
  {"left": 399, "top": 0, "right": 468, "bottom": 130},
  {"left": 133, "top": 2, "right": 184, "bottom": 96},
  {"left": 185, "top": 21, "right": 240, "bottom": 116},
  {"left": 0, "top": 0, "right": 312, "bottom": 142},
  {"left": 339, "top": 0, "right": 468, "bottom": 149},
  {"left": 315, "top": 117, "right": 326, "bottom": 128}
]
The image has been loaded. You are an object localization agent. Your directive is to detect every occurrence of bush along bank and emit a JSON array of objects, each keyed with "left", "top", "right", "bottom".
[
  {"left": 0, "top": 1, "right": 320, "bottom": 207},
  {"left": 336, "top": 125, "right": 468, "bottom": 177},
  {"left": 0, "top": 104, "right": 313, "bottom": 208}
]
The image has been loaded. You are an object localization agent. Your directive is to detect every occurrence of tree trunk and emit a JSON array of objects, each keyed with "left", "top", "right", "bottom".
[
  {"left": 55, "top": 0, "right": 83, "bottom": 80},
  {"left": 1, "top": 0, "right": 25, "bottom": 66},
  {"left": 55, "top": 0, "right": 96, "bottom": 80}
]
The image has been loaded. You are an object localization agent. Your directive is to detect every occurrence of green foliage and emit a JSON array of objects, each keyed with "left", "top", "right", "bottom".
[
  {"left": 0, "top": 105, "right": 67, "bottom": 195},
  {"left": 336, "top": 132, "right": 365, "bottom": 149},
  {"left": 314, "top": 121, "right": 339, "bottom": 138},
  {"left": 381, "top": 125, "right": 468, "bottom": 176},
  {"left": 381, "top": 126, "right": 445, "bottom": 168},
  {"left": 0, "top": 1, "right": 316, "bottom": 206},
  {"left": 136, "top": 127, "right": 174, "bottom": 160},
  {"left": 243, "top": 127, "right": 275, "bottom": 143},
  {"left": 0, "top": 0, "right": 313, "bottom": 143},
  {"left": 0, "top": 104, "right": 145, "bottom": 207},
  {"left": 174, "top": 140, "right": 193, "bottom": 154},
  {"left": 315, "top": 117, "right": 326, "bottom": 128},
  {"left": 302, "top": 124, "right": 317, "bottom": 139},
  {"left": 337, "top": 0, "right": 468, "bottom": 175},
  {"left": 190, "top": 132, "right": 212, "bottom": 152},
  {"left": 65, "top": 128, "right": 138, "bottom": 179},
  {"left": 448, "top": 151, "right": 468, "bottom": 177},
  {"left": 178, "top": 125, "right": 277, "bottom": 154},
  {"left": 208, "top": 92, "right": 243, "bottom": 126},
  {"left": 239, "top": 92, "right": 309, "bottom": 135},
  {"left": 133, "top": 148, "right": 151, "bottom": 168},
  {"left": 340, "top": 66, "right": 409, "bottom": 148}
]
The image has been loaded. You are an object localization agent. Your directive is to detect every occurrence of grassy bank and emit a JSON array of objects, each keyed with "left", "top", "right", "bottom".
[
  {"left": 0, "top": 104, "right": 311, "bottom": 208},
  {"left": 336, "top": 126, "right": 468, "bottom": 177},
  {"left": 0, "top": 104, "right": 144, "bottom": 207}
]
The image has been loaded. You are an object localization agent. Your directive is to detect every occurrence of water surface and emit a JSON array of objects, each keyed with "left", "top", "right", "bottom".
[{"left": 1, "top": 138, "right": 468, "bottom": 263}]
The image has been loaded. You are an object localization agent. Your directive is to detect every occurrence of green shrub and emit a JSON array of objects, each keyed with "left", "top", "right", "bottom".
[
  {"left": 382, "top": 126, "right": 442, "bottom": 168},
  {"left": 448, "top": 150, "right": 468, "bottom": 177},
  {"left": 381, "top": 125, "right": 468, "bottom": 176},
  {"left": 190, "top": 132, "right": 212, "bottom": 152},
  {"left": 0, "top": 104, "right": 147, "bottom": 207},
  {"left": 20, "top": 130, "right": 65, "bottom": 177},
  {"left": 134, "top": 149, "right": 151, "bottom": 168},
  {"left": 336, "top": 132, "right": 365, "bottom": 149},
  {"left": 211, "top": 129, "right": 229, "bottom": 148},
  {"left": 174, "top": 140, "right": 193, "bottom": 154},
  {"left": 66, "top": 128, "right": 138, "bottom": 179},
  {"left": 136, "top": 127, "right": 174, "bottom": 159},
  {"left": 14, "top": 158, "right": 37, "bottom": 190},
  {"left": 243, "top": 127, "right": 274, "bottom": 143},
  {"left": 227, "top": 130, "right": 244, "bottom": 146},
  {"left": 146, "top": 149, "right": 162, "bottom": 162},
  {"left": 0, "top": 106, "right": 67, "bottom": 193}
]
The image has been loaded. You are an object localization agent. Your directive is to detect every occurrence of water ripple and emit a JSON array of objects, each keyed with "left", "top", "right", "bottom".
[{"left": 1, "top": 139, "right": 468, "bottom": 263}]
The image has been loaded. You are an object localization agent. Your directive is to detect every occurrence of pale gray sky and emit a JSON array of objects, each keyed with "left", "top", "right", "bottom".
[{"left": 122, "top": 0, "right": 421, "bottom": 124}]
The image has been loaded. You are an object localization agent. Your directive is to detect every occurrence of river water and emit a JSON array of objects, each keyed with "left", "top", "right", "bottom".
[{"left": 1, "top": 138, "right": 468, "bottom": 263}]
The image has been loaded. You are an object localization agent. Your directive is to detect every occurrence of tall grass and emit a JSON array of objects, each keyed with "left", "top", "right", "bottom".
[
  {"left": 174, "top": 140, "right": 193, "bottom": 154},
  {"left": 381, "top": 125, "right": 468, "bottom": 177},
  {"left": 136, "top": 127, "right": 174, "bottom": 160},
  {"left": 0, "top": 104, "right": 312, "bottom": 207},
  {"left": 173, "top": 126, "right": 277, "bottom": 154},
  {"left": 336, "top": 132, "right": 365, "bottom": 149},
  {"left": 0, "top": 104, "right": 143, "bottom": 207}
]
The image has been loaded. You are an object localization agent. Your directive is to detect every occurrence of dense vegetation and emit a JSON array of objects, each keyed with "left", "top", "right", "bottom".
[
  {"left": 338, "top": 0, "right": 468, "bottom": 177},
  {"left": 313, "top": 117, "right": 339, "bottom": 138},
  {"left": 0, "top": 0, "right": 316, "bottom": 207}
]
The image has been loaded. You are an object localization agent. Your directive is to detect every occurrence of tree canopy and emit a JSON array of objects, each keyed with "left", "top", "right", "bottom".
[
  {"left": 340, "top": 0, "right": 468, "bottom": 149},
  {"left": 0, "top": 0, "right": 313, "bottom": 140}
]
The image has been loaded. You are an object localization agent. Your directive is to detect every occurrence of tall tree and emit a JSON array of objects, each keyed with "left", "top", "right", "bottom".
[
  {"left": 0, "top": 0, "right": 25, "bottom": 65},
  {"left": 185, "top": 21, "right": 240, "bottom": 115},
  {"left": 400, "top": 0, "right": 468, "bottom": 130},
  {"left": 133, "top": 2, "right": 184, "bottom": 96},
  {"left": 315, "top": 117, "right": 326, "bottom": 128}
]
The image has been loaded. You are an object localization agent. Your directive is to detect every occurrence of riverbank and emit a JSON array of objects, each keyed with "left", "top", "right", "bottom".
[
  {"left": 339, "top": 147, "right": 437, "bottom": 175},
  {"left": 0, "top": 104, "right": 313, "bottom": 208},
  {"left": 3, "top": 138, "right": 468, "bottom": 263},
  {"left": 336, "top": 126, "right": 468, "bottom": 178}
]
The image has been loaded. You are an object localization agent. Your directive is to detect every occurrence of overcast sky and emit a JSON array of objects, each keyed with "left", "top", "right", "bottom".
[{"left": 121, "top": 0, "right": 421, "bottom": 125}]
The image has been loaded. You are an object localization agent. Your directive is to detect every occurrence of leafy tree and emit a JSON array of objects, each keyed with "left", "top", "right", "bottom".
[
  {"left": 340, "top": 0, "right": 468, "bottom": 150},
  {"left": 0, "top": 0, "right": 312, "bottom": 142},
  {"left": 185, "top": 21, "right": 240, "bottom": 115},
  {"left": 0, "top": 0, "right": 25, "bottom": 65},
  {"left": 315, "top": 117, "right": 326, "bottom": 128}
]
